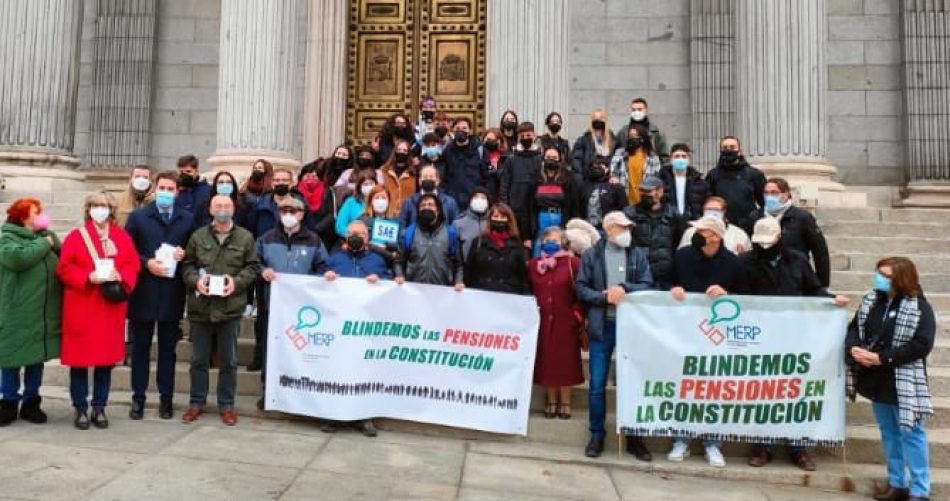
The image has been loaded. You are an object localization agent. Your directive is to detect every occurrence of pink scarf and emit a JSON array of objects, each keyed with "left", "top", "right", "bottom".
[{"left": 536, "top": 250, "right": 571, "bottom": 275}]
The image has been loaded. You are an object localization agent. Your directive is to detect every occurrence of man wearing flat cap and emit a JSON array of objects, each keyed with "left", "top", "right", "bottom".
[{"left": 621, "top": 175, "right": 684, "bottom": 289}]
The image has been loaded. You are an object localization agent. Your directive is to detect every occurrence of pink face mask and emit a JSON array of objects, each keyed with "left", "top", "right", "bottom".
[{"left": 33, "top": 213, "right": 50, "bottom": 232}]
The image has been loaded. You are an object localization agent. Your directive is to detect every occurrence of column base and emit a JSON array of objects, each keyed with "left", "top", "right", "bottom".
[
  {"left": 751, "top": 159, "right": 866, "bottom": 207},
  {"left": 0, "top": 150, "right": 86, "bottom": 192},
  {"left": 207, "top": 150, "right": 301, "bottom": 181},
  {"left": 901, "top": 182, "right": 950, "bottom": 208}
]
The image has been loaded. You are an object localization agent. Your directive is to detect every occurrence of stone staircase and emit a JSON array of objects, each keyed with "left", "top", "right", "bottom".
[{"left": 6, "top": 183, "right": 947, "bottom": 497}]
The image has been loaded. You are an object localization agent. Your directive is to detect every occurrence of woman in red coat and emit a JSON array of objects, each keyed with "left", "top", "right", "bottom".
[
  {"left": 528, "top": 226, "right": 585, "bottom": 420},
  {"left": 57, "top": 193, "right": 139, "bottom": 430}
]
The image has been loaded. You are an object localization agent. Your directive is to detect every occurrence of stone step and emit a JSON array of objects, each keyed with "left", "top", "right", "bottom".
[
  {"left": 840, "top": 291, "right": 950, "bottom": 312},
  {"left": 148, "top": 336, "right": 257, "bottom": 366},
  {"left": 816, "top": 207, "right": 950, "bottom": 224},
  {"left": 0, "top": 190, "right": 98, "bottom": 205},
  {"left": 831, "top": 253, "right": 950, "bottom": 274},
  {"left": 825, "top": 236, "right": 950, "bottom": 255},
  {"left": 36, "top": 385, "right": 950, "bottom": 498},
  {"left": 831, "top": 271, "right": 950, "bottom": 293},
  {"left": 821, "top": 221, "right": 949, "bottom": 239}
]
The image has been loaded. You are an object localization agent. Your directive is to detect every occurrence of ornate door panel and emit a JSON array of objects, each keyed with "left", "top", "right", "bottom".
[{"left": 347, "top": 0, "right": 486, "bottom": 144}]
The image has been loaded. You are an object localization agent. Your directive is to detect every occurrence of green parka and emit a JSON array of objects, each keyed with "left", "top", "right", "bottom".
[{"left": 0, "top": 223, "right": 62, "bottom": 367}]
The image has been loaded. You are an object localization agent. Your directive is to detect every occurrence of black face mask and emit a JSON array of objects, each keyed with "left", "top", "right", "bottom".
[
  {"left": 691, "top": 232, "right": 706, "bottom": 250},
  {"left": 420, "top": 179, "right": 437, "bottom": 192},
  {"left": 502, "top": 121, "right": 517, "bottom": 132},
  {"left": 356, "top": 157, "right": 375, "bottom": 168},
  {"left": 587, "top": 165, "right": 607, "bottom": 181},
  {"left": 639, "top": 195, "right": 655, "bottom": 210},
  {"left": 756, "top": 243, "right": 781, "bottom": 260},
  {"left": 394, "top": 153, "right": 409, "bottom": 164},
  {"left": 543, "top": 160, "right": 559, "bottom": 171},
  {"left": 178, "top": 174, "right": 196, "bottom": 187},
  {"left": 548, "top": 123, "right": 562, "bottom": 134},
  {"left": 422, "top": 110, "right": 435, "bottom": 121},
  {"left": 519, "top": 138, "right": 534, "bottom": 150},
  {"left": 333, "top": 157, "right": 350, "bottom": 169},
  {"left": 250, "top": 170, "right": 265, "bottom": 181},
  {"left": 273, "top": 184, "right": 290, "bottom": 196},
  {"left": 489, "top": 221, "right": 509, "bottom": 232},
  {"left": 454, "top": 131, "right": 469, "bottom": 144},
  {"left": 434, "top": 125, "right": 449, "bottom": 138},
  {"left": 347, "top": 235, "right": 365, "bottom": 252},
  {"left": 591, "top": 120, "right": 606, "bottom": 131},
  {"left": 395, "top": 125, "right": 409, "bottom": 136},
  {"left": 484, "top": 140, "right": 499, "bottom": 151},
  {"left": 417, "top": 208, "right": 437, "bottom": 228},
  {"left": 626, "top": 138, "right": 642, "bottom": 152},
  {"left": 719, "top": 150, "right": 740, "bottom": 165}
]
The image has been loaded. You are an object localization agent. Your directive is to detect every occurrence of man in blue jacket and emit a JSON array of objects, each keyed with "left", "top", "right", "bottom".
[
  {"left": 398, "top": 165, "right": 459, "bottom": 227},
  {"left": 255, "top": 197, "right": 328, "bottom": 409},
  {"left": 125, "top": 171, "right": 195, "bottom": 420},
  {"left": 575, "top": 211, "right": 653, "bottom": 460},
  {"left": 173, "top": 154, "right": 212, "bottom": 226},
  {"left": 441, "top": 117, "right": 485, "bottom": 211}
]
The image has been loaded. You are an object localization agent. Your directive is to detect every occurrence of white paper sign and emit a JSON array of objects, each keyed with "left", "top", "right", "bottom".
[
  {"left": 208, "top": 275, "right": 225, "bottom": 296},
  {"left": 94, "top": 258, "right": 115, "bottom": 281},
  {"left": 155, "top": 243, "right": 178, "bottom": 278}
]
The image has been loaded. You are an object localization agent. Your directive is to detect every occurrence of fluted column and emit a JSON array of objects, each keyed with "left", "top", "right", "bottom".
[
  {"left": 486, "top": 0, "right": 570, "bottom": 131},
  {"left": 901, "top": 0, "right": 950, "bottom": 207},
  {"left": 0, "top": 0, "right": 86, "bottom": 191},
  {"left": 690, "top": 0, "right": 736, "bottom": 172},
  {"left": 209, "top": 0, "right": 302, "bottom": 176},
  {"left": 302, "top": 0, "right": 348, "bottom": 162},
  {"left": 736, "top": 0, "right": 843, "bottom": 197}
]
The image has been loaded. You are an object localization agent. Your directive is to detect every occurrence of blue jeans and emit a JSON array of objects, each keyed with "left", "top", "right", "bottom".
[
  {"left": 588, "top": 319, "right": 616, "bottom": 440},
  {"left": 69, "top": 367, "right": 113, "bottom": 409},
  {"left": 873, "top": 401, "right": 930, "bottom": 497},
  {"left": 0, "top": 363, "right": 44, "bottom": 402},
  {"left": 533, "top": 210, "right": 563, "bottom": 257},
  {"left": 130, "top": 320, "right": 179, "bottom": 401}
]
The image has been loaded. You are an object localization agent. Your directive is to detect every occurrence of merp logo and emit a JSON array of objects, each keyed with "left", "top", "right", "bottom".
[
  {"left": 697, "top": 298, "right": 760, "bottom": 346},
  {"left": 284, "top": 306, "right": 334, "bottom": 350}
]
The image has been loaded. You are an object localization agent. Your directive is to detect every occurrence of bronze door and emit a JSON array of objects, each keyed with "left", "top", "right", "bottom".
[{"left": 346, "top": 0, "right": 487, "bottom": 144}]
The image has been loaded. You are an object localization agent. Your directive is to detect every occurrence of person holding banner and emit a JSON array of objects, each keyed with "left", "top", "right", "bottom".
[
  {"left": 668, "top": 214, "right": 747, "bottom": 467},
  {"left": 464, "top": 203, "right": 531, "bottom": 295},
  {"left": 575, "top": 211, "right": 653, "bottom": 460},
  {"left": 846, "top": 257, "right": 935, "bottom": 501},
  {"left": 529, "top": 226, "right": 584, "bottom": 420},
  {"left": 742, "top": 217, "right": 849, "bottom": 471},
  {"left": 254, "top": 197, "right": 329, "bottom": 411},
  {"left": 394, "top": 194, "right": 464, "bottom": 291}
]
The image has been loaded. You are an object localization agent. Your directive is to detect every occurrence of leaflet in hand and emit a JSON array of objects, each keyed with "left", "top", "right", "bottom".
[{"left": 155, "top": 243, "right": 178, "bottom": 278}]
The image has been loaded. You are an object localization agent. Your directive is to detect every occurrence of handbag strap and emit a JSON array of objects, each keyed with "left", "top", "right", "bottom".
[{"left": 78, "top": 226, "right": 103, "bottom": 261}]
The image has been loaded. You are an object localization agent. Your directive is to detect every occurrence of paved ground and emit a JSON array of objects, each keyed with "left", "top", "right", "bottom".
[{"left": 0, "top": 399, "right": 867, "bottom": 501}]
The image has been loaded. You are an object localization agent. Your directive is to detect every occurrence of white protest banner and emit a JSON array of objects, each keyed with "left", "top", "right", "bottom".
[
  {"left": 266, "top": 274, "right": 540, "bottom": 435},
  {"left": 616, "top": 291, "right": 848, "bottom": 446}
]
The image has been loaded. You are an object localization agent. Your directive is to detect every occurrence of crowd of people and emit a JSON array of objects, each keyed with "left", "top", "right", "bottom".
[{"left": 0, "top": 96, "right": 936, "bottom": 500}]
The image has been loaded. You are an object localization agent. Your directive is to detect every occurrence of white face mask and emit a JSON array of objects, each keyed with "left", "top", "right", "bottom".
[
  {"left": 89, "top": 206, "right": 111, "bottom": 224},
  {"left": 360, "top": 184, "right": 374, "bottom": 197},
  {"left": 469, "top": 197, "right": 488, "bottom": 214},
  {"left": 609, "top": 231, "right": 632, "bottom": 248},
  {"left": 371, "top": 198, "right": 389, "bottom": 214},
  {"left": 703, "top": 209, "right": 724, "bottom": 220},
  {"left": 280, "top": 213, "right": 299, "bottom": 230},
  {"left": 131, "top": 176, "right": 150, "bottom": 191},
  {"left": 631, "top": 110, "right": 646, "bottom": 122}
]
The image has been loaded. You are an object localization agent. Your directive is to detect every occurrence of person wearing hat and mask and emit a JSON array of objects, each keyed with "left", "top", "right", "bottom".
[
  {"left": 678, "top": 196, "right": 752, "bottom": 256},
  {"left": 742, "top": 216, "right": 848, "bottom": 471},
  {"left": 575, "top": 211, "right": 653, "bottom": 460},
  {"left": 622, "top": 175, "right": 685, "bottom": 289},
  {"left": 763, "top": 177, "right": 831, "bottom": 288},
  {"left": 253, "top": 197, "right": 328, "bottom": 410},
  {"left": 667, "top": 214, "right": 748, "bottom": 467}
]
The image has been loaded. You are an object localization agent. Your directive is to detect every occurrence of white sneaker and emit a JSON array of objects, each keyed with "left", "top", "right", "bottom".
[
  {"left": 243, "top": 305, "right": 254, "bottom": 317},
  {"left": 667, "top": 440, "right": 690, "bottom": 462},
  {"left": 705, "top": 444, "right": 726, "bottom": 468}
]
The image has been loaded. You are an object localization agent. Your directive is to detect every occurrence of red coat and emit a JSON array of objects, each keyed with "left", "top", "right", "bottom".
[
  {"left": 56, "top": 221, "right": 140, "bottom": 367},
  {"left": 528, "top": 254, "right": 584, "bottom": 387}
]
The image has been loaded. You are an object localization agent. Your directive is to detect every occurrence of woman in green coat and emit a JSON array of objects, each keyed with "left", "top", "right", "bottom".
[{"left": 0, "top": 198, "right": 62, "bottom": 425}]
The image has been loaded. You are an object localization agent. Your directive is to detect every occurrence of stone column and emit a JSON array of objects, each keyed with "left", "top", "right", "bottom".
[
  {"left": 736, "top": 0, "right": 843, "bottom": 201},
  {"left": 0, "top": 0, "right": 86, "bottom": 191},
  {"left": 208, "top": 0, "right": 303, "bottom": 177},
  {"left": 302, "top": 0, "right": 348, "bottom": 162},
  {"left": 486, "top": 0, "right": 571, "bottom": 131},
  {"left": 901, "top": 0, "right": 950, "bottom": 207},
  {"left": 690, "top": 0, "right": 737, "bottom": 172}
]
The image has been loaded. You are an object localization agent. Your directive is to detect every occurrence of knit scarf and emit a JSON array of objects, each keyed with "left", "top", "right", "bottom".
[
  {"left": 296, "top": 180, "right": 325, "bottom": 213},
  {"left": 847, "top": 291, "right": 932, "bottom": 428},
  {"left": 488, "top": 230, "right": 509, "bottom": 249}
]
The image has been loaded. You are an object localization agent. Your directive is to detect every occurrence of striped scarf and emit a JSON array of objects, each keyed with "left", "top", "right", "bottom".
[{"left": 847, "top": 291, "right": 932, "bottom": 428}]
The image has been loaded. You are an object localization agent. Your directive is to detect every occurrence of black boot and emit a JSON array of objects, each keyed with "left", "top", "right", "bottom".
[
  {"left": 90, "top": 406, "right": 109, "bottom": 429},
  {"left": 0, "top": 400, "right": 18, "bottom": 426},
  {"left": 585, "top": 436, "right": 605, "bottom": 458},
  {"left": 129, "top": 399, "right": 145, "bottom": 420},
  {"left": 625, "top": 436, "right": 652, "bottom": 462},
  {"left": 18, "top": 396, "right": 47, "bottom": 424},
  {"left": 74, "top": 408, "right": 90, "bottom": 430},
  {"left": 159, "top": 397, "right": 173, "bottom": 420},
  {"left": 246, "top": 357, "right": 262, "bottom": 372}
]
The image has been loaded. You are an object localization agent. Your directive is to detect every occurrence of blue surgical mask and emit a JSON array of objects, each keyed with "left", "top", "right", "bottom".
[
  {"left": 217, "top": 183, "right": 234, "bottom": 196},
  {"left": 703, "top": 209, "right": 723, "bottom": 220},
  {"left": 873, "top": 272, "right": 892, "bottom": 293},
  {"left": 155, "top": 191, "right": 175, "bottom": 209},
  {"left": 671, "top": 158, "right": 688, "bottom": 172},
  {"left": 540, "top": 241, "right": 561, "bottom": 255},
  {"left": 764, "top": 194, "right": 783, "bottom": 214},
  {"left": 422, "top": 146, "right": 442, "bottom": 160}
]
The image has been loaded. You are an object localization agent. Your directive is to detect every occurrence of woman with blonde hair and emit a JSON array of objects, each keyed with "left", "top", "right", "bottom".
[
  {"left": 57, "top": 193, "right": 140, "bottom": 430},
  {"left": 571, "top": 109, "right": 615, "bottom": 173}
]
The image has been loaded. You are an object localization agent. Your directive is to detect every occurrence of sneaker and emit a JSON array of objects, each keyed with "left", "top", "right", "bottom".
[
  {"left": 243, "top": 305, "right": 254, "bottom": 317},
  {"left": 667, "top": 440, "right": 690, "bottom": 462},
  {"left": 705, "top": 444, "right": 726, "bottom": 468}
]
